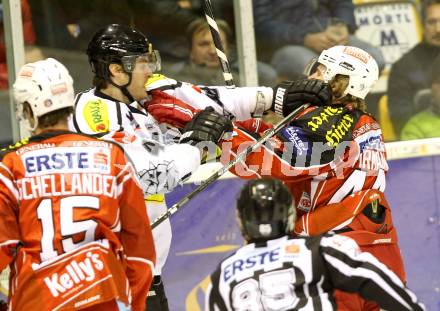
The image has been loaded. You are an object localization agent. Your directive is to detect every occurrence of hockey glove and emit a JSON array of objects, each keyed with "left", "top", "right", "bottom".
[
  {"left": 179, "top": 107, "right": 233, "bottom": 146},
  {"left": 272, "top": 79, "right": 332, "bottom": 117}
]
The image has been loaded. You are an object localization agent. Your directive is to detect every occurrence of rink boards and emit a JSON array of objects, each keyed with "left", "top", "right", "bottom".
[{"left": 164, "top": 155, "right": 440, "bottom": 311}]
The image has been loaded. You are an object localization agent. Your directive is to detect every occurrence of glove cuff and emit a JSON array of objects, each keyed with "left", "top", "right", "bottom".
[
  {"left": 251, "top": 88, "right": 274, "bottom": 118},
  {"left": 179, "top": 131, "right": 198, "bottom": 146},
  {"left": 272, "top": 81, "right": 295, "bottom": 117}
]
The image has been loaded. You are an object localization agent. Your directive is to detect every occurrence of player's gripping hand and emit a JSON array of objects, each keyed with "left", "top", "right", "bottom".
[
  {"left": 272, "top": 79, "right": 332, "bottom": 117},
  {"left": 179, "top": 107, "right": 233, "bottom": 146}
]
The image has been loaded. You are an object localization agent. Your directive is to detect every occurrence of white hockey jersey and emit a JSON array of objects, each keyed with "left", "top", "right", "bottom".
[
  {"left": 71, "top": 75, "right": 274, "bottom": 275},
  {"left": 206, "top": 234, "right": 425, "bottom": 311},
  {"left": 71, "top": 75, "right": 274, "bottom": 195},
  {"left": 71, "top": 87, "right": 201, "bottom": 275}
]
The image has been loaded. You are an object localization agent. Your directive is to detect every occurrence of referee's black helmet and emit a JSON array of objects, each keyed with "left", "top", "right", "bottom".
[{"left": 236, "top": 178, "right": 296, "bottom": 243}]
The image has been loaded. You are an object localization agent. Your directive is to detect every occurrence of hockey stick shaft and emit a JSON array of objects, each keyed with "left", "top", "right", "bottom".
[
  {"left": 203, "top": 0, "right": 235, "bottom": 87},
  {"left": 151, "top": 104, "right": 309, "bottom": 229}
]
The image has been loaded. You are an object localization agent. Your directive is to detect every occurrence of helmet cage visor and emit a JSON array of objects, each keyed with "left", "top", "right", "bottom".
[{"left": 121, "top": 50, "right": 161, "bottom": 74}]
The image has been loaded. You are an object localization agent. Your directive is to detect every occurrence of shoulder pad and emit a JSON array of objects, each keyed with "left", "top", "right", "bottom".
[
  {"left": 0, "top": 137, "right": 30, "bottom": 159},
  {"left": 145, "top": 74, "right": 179, "bottom": 91},
  {"left": 76, "top": 91, "right": 113, "bottom": 133}
]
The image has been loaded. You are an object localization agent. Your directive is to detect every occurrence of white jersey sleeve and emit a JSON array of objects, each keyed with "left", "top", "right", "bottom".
[
  {"left": 320, "top": 234, "right": 425, "bottom": 311},
  {"left": 102, "top": 131, "right": 200, "bottom": 195},
  {"left": 145, "top": 74, "right": 274, "bottom": 120},
  {"left": 72, "top": 88, "right": 201, "bottom": 195}
]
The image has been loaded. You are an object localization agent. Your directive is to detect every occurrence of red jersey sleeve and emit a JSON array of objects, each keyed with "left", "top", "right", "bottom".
[
  {"left": 0, "top": 156, "right": 20, "bottom": 271},
  {"left": 115, "top": 150, "right": 156, "bottom": 311},
  {"left": 220, "top": 106, "right": 364, "bottom": 183}
]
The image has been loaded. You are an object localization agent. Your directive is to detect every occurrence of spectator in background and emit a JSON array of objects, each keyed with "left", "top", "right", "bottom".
[
  {"left": 388, "top": 0, "right": 440, "bottom": 138},
  {"left": 165, "top": 18, "right": 278, "bottom": 86},
  {"left": 134, "top": 0, "right": 201, "bottom": 63},
  {"left": 134, "top": 1, "right": 234, "bottom": 66},
  {"left": 401, "top": 54, "right": 440, "bottom": 140},
  {"left": 0, "top": 0, "right": 43, "bottom": 89},
  {"left": 165, "top": 18, "right": 238, "bottom": 85},
  {"left": 253, "top": 0, "right": 385, "bottom": 80}
]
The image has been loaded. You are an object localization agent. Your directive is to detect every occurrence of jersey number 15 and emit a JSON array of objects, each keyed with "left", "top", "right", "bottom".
[{"left": 37, "top": 196, "right": 99, "bottom": 261}]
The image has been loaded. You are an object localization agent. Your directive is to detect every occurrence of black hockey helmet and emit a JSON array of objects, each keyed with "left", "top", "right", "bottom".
[
  {"left": 87, "top": 24, "right": 161, "bottom": 81},
  {"left": 236, "top": 178, "right": 296, "bottom": 243}
]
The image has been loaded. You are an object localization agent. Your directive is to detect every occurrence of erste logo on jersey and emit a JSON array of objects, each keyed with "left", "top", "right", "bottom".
[
  {"left": 223, "top": 247, "right": 281, "bottom": 282},
  {"left": 22, "top": 146, "right": 111, "bottom": 176}
]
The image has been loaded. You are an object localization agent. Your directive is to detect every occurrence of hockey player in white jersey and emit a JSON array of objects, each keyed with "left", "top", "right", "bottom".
[
  {"left": 206, "top": 178, "right": 425, "bottom": 311},
  {"left": 71, "top": 24, "right": 234, "bottom": 310}
]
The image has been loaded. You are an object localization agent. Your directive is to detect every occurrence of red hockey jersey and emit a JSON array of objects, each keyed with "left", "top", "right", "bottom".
[
  {"left": 222, "top": 105, "right": 388, "bottom": 236},
  {"left": 0, "top": 131, "right": 155, "bottom": 310}
]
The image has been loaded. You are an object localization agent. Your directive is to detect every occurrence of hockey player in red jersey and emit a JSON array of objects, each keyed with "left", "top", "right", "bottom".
[
  {"left": 206, "top": 178, "right": 424, "bottom": 311},
  {"left": 0, "top": 58, "right": 156, "bottom": 311},
  {"left": 221, "top": 46, "right": 405, "bottom": 310}
]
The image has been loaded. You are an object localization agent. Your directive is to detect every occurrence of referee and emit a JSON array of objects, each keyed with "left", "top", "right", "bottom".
[{"left": 206, "top": 178, "right": 425, "bottom": 311}]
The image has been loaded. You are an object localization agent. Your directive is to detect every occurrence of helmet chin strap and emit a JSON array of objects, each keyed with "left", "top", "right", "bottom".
[{"left": 109, "top": 72, "right": 136, "bottom": 103}]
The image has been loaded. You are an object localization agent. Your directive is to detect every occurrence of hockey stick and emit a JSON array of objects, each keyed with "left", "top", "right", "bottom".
[
  {"left": 203, "top": 0, "right": 235, "bottom": 87},
  {"left": 151, "top": 104, "right": 309, "bottom": 229}
]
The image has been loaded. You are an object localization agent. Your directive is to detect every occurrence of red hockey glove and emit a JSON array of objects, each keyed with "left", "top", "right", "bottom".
[{"left": 146, "top": 90, "right": 200, "bottom": 129}]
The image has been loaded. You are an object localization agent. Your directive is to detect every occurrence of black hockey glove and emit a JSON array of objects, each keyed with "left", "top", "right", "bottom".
[
  {"left": 272, "top": 79, "right": 332, "bottom": 117},
  {"left": 179, "top": 107, "right": 233, "bottom": 146}
]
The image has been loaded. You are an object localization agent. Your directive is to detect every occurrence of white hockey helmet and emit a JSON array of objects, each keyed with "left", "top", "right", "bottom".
[
  {"left": 13, "top": 58, "right": 74, "bottom": 131},
  {"left": 305, "top": 46, "right": 379, "bottom": 99}
]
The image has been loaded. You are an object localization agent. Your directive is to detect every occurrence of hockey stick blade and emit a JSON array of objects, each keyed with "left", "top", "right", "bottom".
[{"left": 151, "top": 104, "right": 309, "bottom": 229}]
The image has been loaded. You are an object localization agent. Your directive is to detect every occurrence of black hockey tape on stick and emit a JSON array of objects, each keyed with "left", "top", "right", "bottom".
[
  {"left": 203, "top": 0, "right": 235, "bottom": 87},
  {"left": 151, "top": 103, "right": 309, "bottom": 229}
]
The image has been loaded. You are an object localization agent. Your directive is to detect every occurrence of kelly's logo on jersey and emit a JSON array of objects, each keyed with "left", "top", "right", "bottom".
[
  {"left": 22, "top": 147, "right": 110, "bottom": 176},
  {"left": 84, "top": 99, "right": 109, "bottom": 132},
  {"left": 44, "top": 251, "right": 104, "bottom": 297}
]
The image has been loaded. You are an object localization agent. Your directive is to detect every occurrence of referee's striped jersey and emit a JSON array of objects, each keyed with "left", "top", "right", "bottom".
[{"left": 206, "top": 234, "right": 424, "bottom": 311}]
